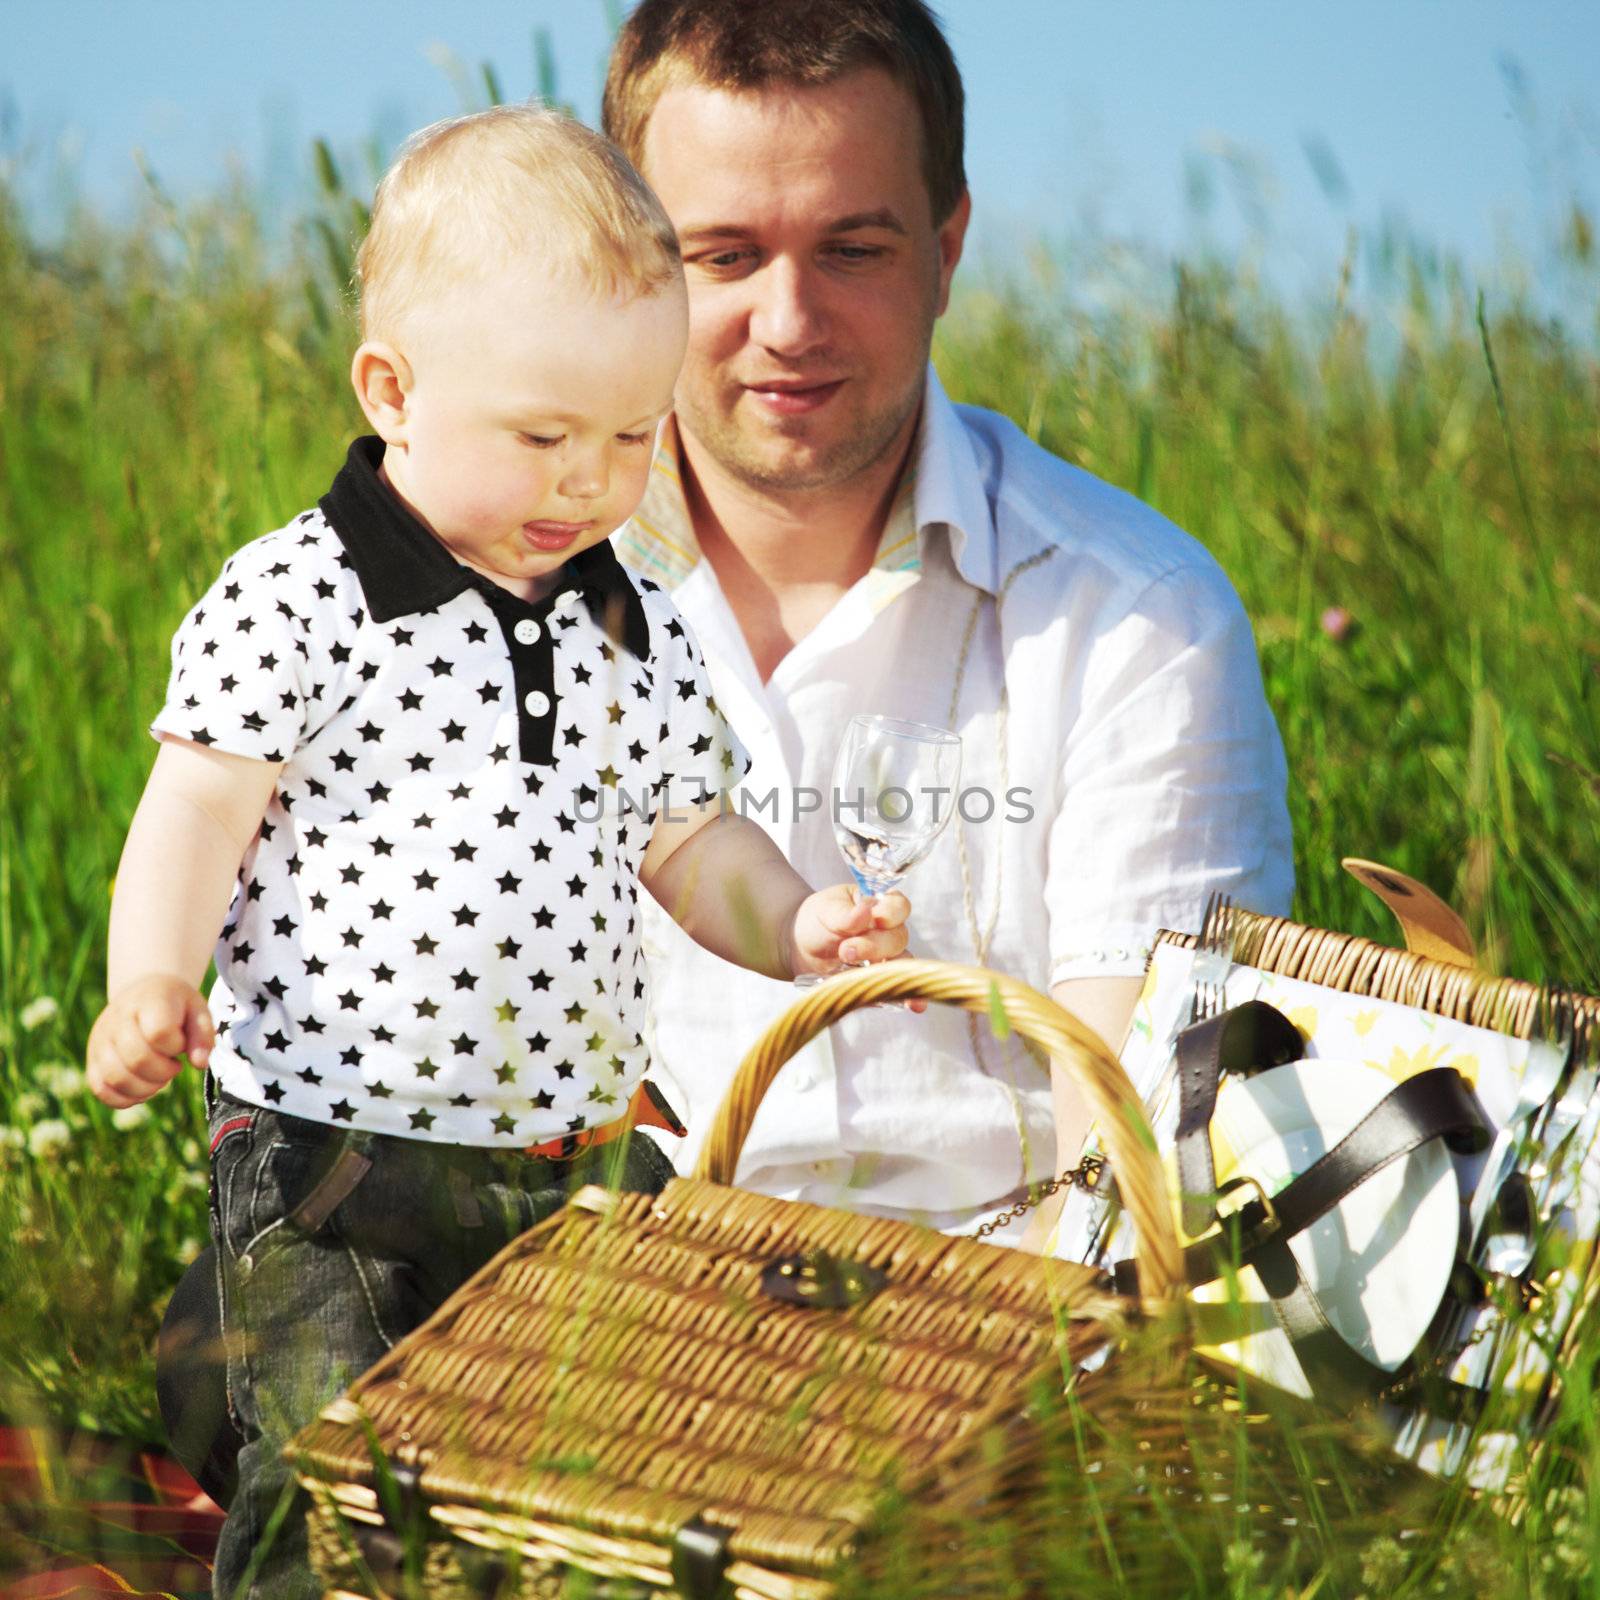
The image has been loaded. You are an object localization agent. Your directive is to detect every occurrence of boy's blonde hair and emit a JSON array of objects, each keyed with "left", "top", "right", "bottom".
[{"left": 356, "top": 103, "right": 681, "bottom": 343}]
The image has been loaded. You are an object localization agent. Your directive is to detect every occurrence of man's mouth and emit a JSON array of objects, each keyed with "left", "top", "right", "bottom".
[
  {"left": 521, "top": 520, "right": 594, "bottom": 552},
  {"left": 743, "top": 378, "right": 846, "bottom": 416}
]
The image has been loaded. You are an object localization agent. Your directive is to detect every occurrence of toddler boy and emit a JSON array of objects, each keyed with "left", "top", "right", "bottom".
[{"left": 87, "top": 105, "right": 909, "bottom": 1600}]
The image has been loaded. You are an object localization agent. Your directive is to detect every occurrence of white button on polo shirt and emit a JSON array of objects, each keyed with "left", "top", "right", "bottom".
[{"left": 152, "top": 435, "right": 749, "bottom": 1149}]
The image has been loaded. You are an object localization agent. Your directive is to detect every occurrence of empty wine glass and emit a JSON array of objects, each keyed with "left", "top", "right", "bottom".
[{"left": 796, "top": 713, "right": 962, "bottom": 987}]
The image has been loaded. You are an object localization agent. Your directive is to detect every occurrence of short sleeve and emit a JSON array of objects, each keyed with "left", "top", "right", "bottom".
[
  {"left": 1043, "top": 563, "right": 1294, "bottom": 984},
  {"left": 151, "top": 528, "right": 352, "bottom": 764},
  {"left": 652, "top": 606, "right": 752, "bottom": 816}
]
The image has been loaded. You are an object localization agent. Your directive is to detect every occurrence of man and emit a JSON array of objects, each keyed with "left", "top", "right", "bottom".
[{"left": 603, "top": 0, "right": 1293, "bottom": 1241}]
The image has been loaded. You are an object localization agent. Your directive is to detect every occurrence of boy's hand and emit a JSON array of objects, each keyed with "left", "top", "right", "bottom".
[
  {"left": 788, "top": 885, "right": 912, "bottom": 976},
  {"left": 87, "top": 976, "right": 215, "bottom": 1108}
]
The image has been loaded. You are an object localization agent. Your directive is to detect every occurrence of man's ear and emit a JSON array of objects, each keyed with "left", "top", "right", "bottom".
[
  {"left": 932, "top": 188, "right": 971, "bottom": 319},
  {"left": 350, "top": 341, "right": 414, "bottom": 443}
]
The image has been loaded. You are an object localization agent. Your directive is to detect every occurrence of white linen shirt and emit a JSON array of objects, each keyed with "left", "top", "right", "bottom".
[
  {"left": 152, "top": 437, "right": 748, "bottom": 1148},
  {"left": 615, "top": 367, "right": 1292, "bottom": 1225}
]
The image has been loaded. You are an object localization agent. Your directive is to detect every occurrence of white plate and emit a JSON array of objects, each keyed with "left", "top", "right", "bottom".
[{"left": 1190, "top": 1059, "right": 1459, "bottom": 1399}]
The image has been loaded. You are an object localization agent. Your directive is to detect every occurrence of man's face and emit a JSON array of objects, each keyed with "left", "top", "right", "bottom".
[{"left": 640, "top": 68, "right": 968, "bottom": 496}]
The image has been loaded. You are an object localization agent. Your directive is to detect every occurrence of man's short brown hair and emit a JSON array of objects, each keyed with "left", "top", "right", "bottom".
[{"left": 602, "top": 0, "right": 966, "bottom": 224}]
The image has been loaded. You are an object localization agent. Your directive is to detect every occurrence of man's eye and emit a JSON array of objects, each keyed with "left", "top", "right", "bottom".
[
  {"left": 831, "top": 244, "right": 883, "bottom": 262},
  {"left": 519, "top": 433, "right": 563, "bottom": 449},
  {"left": 694, "top": 249, "right": 753, "bottom": 272}
]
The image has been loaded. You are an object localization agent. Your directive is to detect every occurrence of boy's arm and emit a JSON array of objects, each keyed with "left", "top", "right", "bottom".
[
  {"left": 639, "top": 796, "right": 908, "bottom": 981},
  {"left": 88, "top": 739, "right": 281, "bottom": 1108}
]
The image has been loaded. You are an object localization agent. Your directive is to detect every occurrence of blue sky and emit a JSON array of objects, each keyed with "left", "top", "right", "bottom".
[{"left": 5, "top": 1, "right": 1597, "bottom": 315}]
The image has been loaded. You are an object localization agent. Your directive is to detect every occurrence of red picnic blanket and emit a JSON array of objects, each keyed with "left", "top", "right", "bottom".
[{"left": 0, "top": 1426, "right": 223, "bottom": 1599}]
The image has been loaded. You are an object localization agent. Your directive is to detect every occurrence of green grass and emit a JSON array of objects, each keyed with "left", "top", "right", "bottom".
[{"left": 2, "top": 164, "right": 1599, "bottom": 1596}]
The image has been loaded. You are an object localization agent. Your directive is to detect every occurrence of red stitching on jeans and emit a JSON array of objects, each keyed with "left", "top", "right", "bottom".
[{"left": 209, "top": 1114, "right": 254, "bottom": 1155}]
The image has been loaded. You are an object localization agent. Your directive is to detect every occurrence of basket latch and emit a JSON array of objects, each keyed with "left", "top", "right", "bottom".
[
  {"left": 759, "top": 1252, "right": 888, "bottom": 1309},
  {"left": 672, "top": 1514, "right": 734, "bottom": 1599}
]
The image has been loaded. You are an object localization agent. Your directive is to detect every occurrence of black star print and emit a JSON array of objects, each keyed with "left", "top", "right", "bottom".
[
  {"left": 451, "top": 969, "right": 478, "bottom": 991},
  {"left": 627, "top": 740, "right": 647, "bottom": 762},
  {"left": 398, "top": 688, "right": 423, "bottom": 711},
  {"left": 371, "top": 1024, "right": 394, "bottom": 1045},
  {"left": 338, "top": 990, "right": 360, "bottom": 1011},
  {"left": 597, "top": 764, "right": 619, "bottom": 787},
  {"left": 665, "top": 618, "right": 684, "bottom": 640},
  {"left": 273, "top": 915, "right": 296, "bottom": 937},
  {"left": 297, "top": 1065, "right": 322, "bottom": 1086},
  {"left": 563, "top": 726, "right": 584, "bottom": 748},
  {"left": 478, "top": 680, "right": 499, "bottom": 704},
  {"left": 331, "top": 750, "right": 357, "bottom": 773},
  {"left": 357, "top": 721, "right": 381, "bottom": 742},
  {"left": 306, "top": 954, "right": 328, "bottom": 977},
  {"left": 414, "top": 932, "right": 439, "bottom": 956},
  {"left": 569, "top": 939, "right": 587, "bottom": 961},
  {"left": 427, "top": 656, "right": 451, "bottom": 677},
  {"left": 494, "top": 805, "right": 517, "bottom": 829},
  {"left": 219, "top": 674, "right": 238, "bottom": 694},
  {"left": 442, "top": 720, "right": 466, "bottom": 742},
  {"left": 572, "top": 662, "right": 592, "bottom": 686},
  {"left": 690, "top": 733, "right": 711, "bottom": 756},
  {"left": 532, "top": 841, "right": 551, "bottom": 862},
  {"left": 452, "top": 904, "right": 479, "bottom": 927},
  {"left": 392, "top": 626, "right": 413, "bottom": 646},
  {"left": 370, "top": 1082, "right": 393, "bottom": 1099},
  {"left": 496, "top": 871, "right": 520, "bottom": 893},
  {"left": 304, "top": 825, "right": 327, "bottom": 848},
  {"left": 448, "top": 782, "right": 470, "bottom": 801},
  {"left": 490, "top": 744, "right": 510, "bottom": 763},
  {"left": 606, "top": 701, "right": 623, "bottom": 724},
  {"left": 565, "top": 875, "right": 584, "bottom": 897},
  {"left": 554, "top": 1061, "right": 576, "bottom": 1080},
  {"left": 494, "top": 1062, "right": 517, "bottom": 1085},
  {"left": 234, "top": 941, "right": 255, "bottom": 964},
  {"left": 450, "top": 1032, "right": 476, "bottom": 1056},
  {"left": 526, "top": 1032, "right": 549, "bottom": 1054},
  {"left": 341, "top": 927, "right": 362, "bottom": 948},
  {"left": 465, "top": 621, "right": 488, "bottom": 644},
  {"left": 262, "top": 1081, "right": 286, "bottom": 1104},
  {"left": 372, "top": 962, "right": 395, "bottom": 983},
  {"left": 298, "top": 1015, "right": 325, "bottom": 1034},
  {"left": 415, "top": 997, "right": 440, "bottom": 1019},
  {"left": 529, "top": 970, "right": 552, "bottom": 992},
  {"left": 492, "top": 1112, "right": 517, "bottom": 1135},
  {"left": 496, "top": 936, "right": 522, "bottom": 960},
  {"left": 330, "top": 643, "right": 351, "bottom": 665},
  {"left": 532, "top": 1089, "right": 554, "bottom": 1110},
  {"left": 224, "top": 582, "right": 241, "bottom": 601},
  {"left": 371, "top": 899, "right": 393, "bottom": 919},
  {"left": 409, "top": 1108, "right": 436, "bottom": 1132},
  {"left": 372, "top": 836, "right": 393, "bottom": 857},
  {"left": 416, "top": 1058, "right": 440, "bottom": 1080},
  {"left": 676, "top": 677, "right": 696, "bottom": 702},
  {"left": 264, "top": 1029, "right": 289, "bottom": 1052},
  {"left": 366, "top": 781, "right": 391, "bottom": 804},
  {"left": 314, "top": 578, "right": 335, "bottom": 600},
  {"left": 340, "top": 1046, "right": 362, "bottom": 1067},
  {"left": 532, "top": 907, "right": 555, "bottom": 929},
  {"left": 563, "top": 1001, "right": 585, "bottom": 1024},
  {"left": 330, "top": 1099, "right": 355, "bottom": 1122},
  {"left": 408, "top": 752, "right": 434, "bottom": 772},
  {"left": 451, "top": 840, "right": 477, "bottom": 862},
  {"left": 414, "top": 868, "right": 438, "bottom": 891}
]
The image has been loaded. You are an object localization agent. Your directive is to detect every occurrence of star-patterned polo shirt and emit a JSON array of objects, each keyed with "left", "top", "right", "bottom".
[{"left": 152, "top": 436, "right": 749, "bottom": 1148}]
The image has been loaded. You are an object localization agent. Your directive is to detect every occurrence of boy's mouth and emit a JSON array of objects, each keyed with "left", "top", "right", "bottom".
[{"left": 522, "top": 520, "right": 594, "bottom": 552}]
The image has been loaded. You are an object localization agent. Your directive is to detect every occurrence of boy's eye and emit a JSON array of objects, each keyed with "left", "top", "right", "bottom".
[
  {"left": 617, "top": 431, "right": 653, "bottom": 446},
  {"left": 519, "top": 433, "right": 564, "bottom": 449}
]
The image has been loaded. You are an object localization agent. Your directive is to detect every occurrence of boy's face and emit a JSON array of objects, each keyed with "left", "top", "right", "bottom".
[{"left": 370, "top": 268, "right": 687, "bottom": 600}]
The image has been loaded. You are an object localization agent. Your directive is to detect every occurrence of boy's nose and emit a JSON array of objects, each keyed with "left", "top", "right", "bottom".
[{"left": 559, "top": 451, "right": 610, "bottom": 502}]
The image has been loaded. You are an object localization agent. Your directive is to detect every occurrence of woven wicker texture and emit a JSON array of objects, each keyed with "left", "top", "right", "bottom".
[
  {"left": 1179, "top": 909, "right": 1599, "bottom": 1050},
  {"left": 291, "top": 962, "right": 1177, "bottom": 1597}
]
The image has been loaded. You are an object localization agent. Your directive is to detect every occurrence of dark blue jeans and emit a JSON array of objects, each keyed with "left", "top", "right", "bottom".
[{"left": 204, "top": 1082, "right": 675, "bottom": 1600}]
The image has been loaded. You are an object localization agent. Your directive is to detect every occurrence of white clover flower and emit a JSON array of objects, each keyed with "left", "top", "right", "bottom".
[
  {"left": 0, "top": 1126, "right": 25, "bottom": 1153},
  {"left": 37, "top": 1062, "right": 86, "bottom": 1098},
  {"left": 179, "top": 1138, "right": 202, "bottom": 1164},
  {"left": 111, "top": 1103, "right": 153, "bottom": 1131},
  {"left": 28, "top": 1118, "right": 72, "bottom": 1158},
  {"left": 177, "top": 1236, "right": 206, "bottom": 1264},
  {"left": 13, "top": 1090, "right": 48, "bottom": 1122},
  {"left": 20, "top": 997, "right": 60, "bottom": 1031}
]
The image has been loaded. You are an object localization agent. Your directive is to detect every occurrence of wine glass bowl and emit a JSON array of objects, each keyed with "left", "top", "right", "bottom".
[{"left": 832, "top": 714, "right": 963, "bottom": 901}]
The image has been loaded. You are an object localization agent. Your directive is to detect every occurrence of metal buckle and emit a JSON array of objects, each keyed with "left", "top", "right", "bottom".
[{"left": 1213, "top": 1172, "right": 1278, "bottom": 1235}]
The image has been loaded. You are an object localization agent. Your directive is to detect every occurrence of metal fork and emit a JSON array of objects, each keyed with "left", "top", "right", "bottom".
[
  {"left": 1471, "top": 988, "right": 1574, "bottom": 1275},
  {"left": 1141, "top": 893, "right": 1234, "bottom": 1126}
]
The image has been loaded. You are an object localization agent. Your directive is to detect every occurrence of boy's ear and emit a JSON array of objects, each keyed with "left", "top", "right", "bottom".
[{"left": 350, "top": 341, "right": 414, "bottom": 442}]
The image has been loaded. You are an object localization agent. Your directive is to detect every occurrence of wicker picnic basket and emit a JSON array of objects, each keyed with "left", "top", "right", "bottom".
[{"left": 288, "top": 960, "right": 1200, "bottom": 1600}]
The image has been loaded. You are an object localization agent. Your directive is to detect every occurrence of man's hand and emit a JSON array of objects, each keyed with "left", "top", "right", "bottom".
[
  {"left": 787, "top": 885, "right": 911, "bottom": 976},
  {"left": 87, "top": 975, "right": 215, "bottom": 1109}
]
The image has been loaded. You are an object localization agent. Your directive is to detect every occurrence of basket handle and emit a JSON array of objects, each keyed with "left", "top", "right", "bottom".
[{"left": 692, "top": 959, "right": 1183, "bottom": 1301}]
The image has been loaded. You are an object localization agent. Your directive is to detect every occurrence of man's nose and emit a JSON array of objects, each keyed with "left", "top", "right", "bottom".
[{"left": 747, "top": 257, "right": 828, "bottom": 357}]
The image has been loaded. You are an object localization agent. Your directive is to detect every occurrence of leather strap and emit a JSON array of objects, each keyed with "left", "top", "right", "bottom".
[{"left": 1174, "top": 1002, "right": 1304, "bottom": 1236}]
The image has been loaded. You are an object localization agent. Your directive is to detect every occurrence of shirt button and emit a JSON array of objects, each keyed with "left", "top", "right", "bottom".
[
  {"left": 524, "top": 690, "right": 551, "bottom": 718},
  {"left": 514, "top": 619, "right": 541, "bottom": 645}
]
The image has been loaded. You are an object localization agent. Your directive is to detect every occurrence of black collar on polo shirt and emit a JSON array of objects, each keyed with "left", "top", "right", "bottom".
[{"left": 319, "top": 435, "right": 649, "bottom": 658}]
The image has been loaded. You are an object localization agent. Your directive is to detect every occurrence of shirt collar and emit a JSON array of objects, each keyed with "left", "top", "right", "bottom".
[
  {"left": 616, "top": 365, "right": 999, "bottom": 597},
  {"left": 319, "top": 435, "right": 650, "bottom": 658}
]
